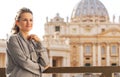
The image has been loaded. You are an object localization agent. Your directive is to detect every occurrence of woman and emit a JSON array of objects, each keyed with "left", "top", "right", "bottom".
[{"left": 6, "top": 7, "right": 50, "bottom": 77}]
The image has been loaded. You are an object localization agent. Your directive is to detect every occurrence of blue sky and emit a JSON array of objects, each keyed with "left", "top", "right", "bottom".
[{"left": 0, "top": 0, "right": 119, "bottom": 39}]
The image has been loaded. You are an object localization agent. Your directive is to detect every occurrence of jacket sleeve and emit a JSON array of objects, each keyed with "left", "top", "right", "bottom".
[
  {"left": 32, "top": 41, "right": 50, "bottom": 71},
  {"left": 7, "top": 36, "right": 41, "bottom": 75}
]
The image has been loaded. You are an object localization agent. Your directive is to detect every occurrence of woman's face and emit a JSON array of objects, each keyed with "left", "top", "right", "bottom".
[{"left": 16, "top": 13, "right": 33, "bottom": 33}]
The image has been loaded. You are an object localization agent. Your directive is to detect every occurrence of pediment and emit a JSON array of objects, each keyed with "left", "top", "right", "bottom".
[{"left": 97, "top": 28, "right": 120, "bottom": 36}]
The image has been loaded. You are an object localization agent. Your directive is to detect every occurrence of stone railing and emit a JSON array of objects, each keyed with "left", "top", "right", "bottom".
[{"left": 1, "top": 66, "right": 120, "bottom": 77}]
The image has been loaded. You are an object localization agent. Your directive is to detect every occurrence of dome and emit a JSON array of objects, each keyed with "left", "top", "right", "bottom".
[{"left": 71, "top": 0, "right": 109, "bottom": 22}]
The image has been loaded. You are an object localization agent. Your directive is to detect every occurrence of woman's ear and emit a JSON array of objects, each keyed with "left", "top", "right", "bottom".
[{"left": 15, "top": 20, "right": 19, "bottom": 27}]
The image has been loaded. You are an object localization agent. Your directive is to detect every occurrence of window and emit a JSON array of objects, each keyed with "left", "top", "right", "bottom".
[
  {"left": 102, "top": 57, "right": 105, "bottom": 60},
  {"left": 86, "top": 57, "right": 90, "bottom": 60},
  {"left": 102, "top": 28, "right": 105, "bottom": 32},
  {"left": 101, "top": 46, "right": 105, "bottom": 54},
  {"left": 72, "top": 28, "right": 76, "bottom": 33},
  {"left": 55, "top": 26, "right": 60, "bottom": 32},
  {"left": 111, "top": 45, "right": 117, "bottom": 54},
  {"left": 56, "top": 18, "right": 59, "bottom": 21},
  {"left": 85, "top": 25, "right": 91, "bottom": 32},
  {"left": 111, "top": 63, "right": 117, "bottom": 66},
  {"left": 85, "top": 45, "right": 91, "bottom": 54},
  {"left": 85, "top": 63, "right": 91, "bottom": 66}
]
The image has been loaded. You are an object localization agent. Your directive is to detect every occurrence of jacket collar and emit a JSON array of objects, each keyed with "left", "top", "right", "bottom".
[{"left": 17, "top": 32, "right": 29, "bottom": 43}]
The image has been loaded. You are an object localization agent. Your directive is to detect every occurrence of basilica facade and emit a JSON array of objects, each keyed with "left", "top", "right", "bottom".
[{"left": 43, "top": 0, "right": 120, "bottom": 77}]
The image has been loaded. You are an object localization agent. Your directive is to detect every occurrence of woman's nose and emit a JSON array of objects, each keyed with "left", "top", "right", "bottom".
[{"left": 27, "top": 20, "right": 32, "bottom": 24}]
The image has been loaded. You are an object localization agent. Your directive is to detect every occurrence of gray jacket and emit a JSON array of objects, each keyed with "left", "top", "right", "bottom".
[{"left": 6, "top": 32, "right": 49, "bottom": 77}]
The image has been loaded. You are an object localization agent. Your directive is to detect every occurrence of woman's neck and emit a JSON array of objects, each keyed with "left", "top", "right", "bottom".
[{"left": 20, "top": 31, "right": 29, "bottom": 39}]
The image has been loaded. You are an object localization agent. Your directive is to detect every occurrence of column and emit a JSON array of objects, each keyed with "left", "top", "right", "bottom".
[
  {"left": 106, "top": 43, "right": 110, "bottom": 66},
  {"left": 0, "top": 54, "right": 1, "bottom": 67},
  {"left": 62, "top": 56, "right": 70, "bottom": 77},
  {"left": 80, "top": 43, "right": 84, "bottom": 66},
  {"left": 62, "top": 55, "right": 70, "bottom": 66},
  {"left": 97, "top": 43, "right": 101, "bottom": 66},
  {"left": 93, "top": 43, "right": 96, "bottom": 66},
  {"left": 49, "top": 56, "right": 53, "bottom": 66},
  {"left": 66, "top": 53, "right": 70, "bottom": 66},
  {"left": 119, "top": 43, "right": 120, "bottom": 65},
  {"left": 49, "top": 56, "right": 53, "bottom": 77}
]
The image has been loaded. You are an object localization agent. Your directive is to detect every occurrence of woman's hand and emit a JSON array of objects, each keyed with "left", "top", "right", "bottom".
[
  {"left": 44, "top": 64, "right": 51, "bottom": 70},
  {"left": 28, "top": 34, "right": 40, "bottom": 42}
]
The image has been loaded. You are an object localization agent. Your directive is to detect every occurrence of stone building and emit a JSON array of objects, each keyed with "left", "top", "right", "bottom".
[
  {"left": 0, "top": 39, "right": 6, "bottom": 68},
  {"left": 43, "top": 0, "right": 120, "bottom": 77}
]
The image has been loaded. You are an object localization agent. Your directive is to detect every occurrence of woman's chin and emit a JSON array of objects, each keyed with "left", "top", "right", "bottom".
[{"left": 24, "top": 29, "right": 32, "bottom": 33}]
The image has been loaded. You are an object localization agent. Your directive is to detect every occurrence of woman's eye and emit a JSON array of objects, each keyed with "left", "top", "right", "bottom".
[
  {"left": 21, "top": 19, "right": 27, "bottom": 21},
  {"left": 30, "top": 19, "right": 33, "bottom": 22},
  {"left": 22, "top": 19, "right": 33, "bottom": 22}
]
